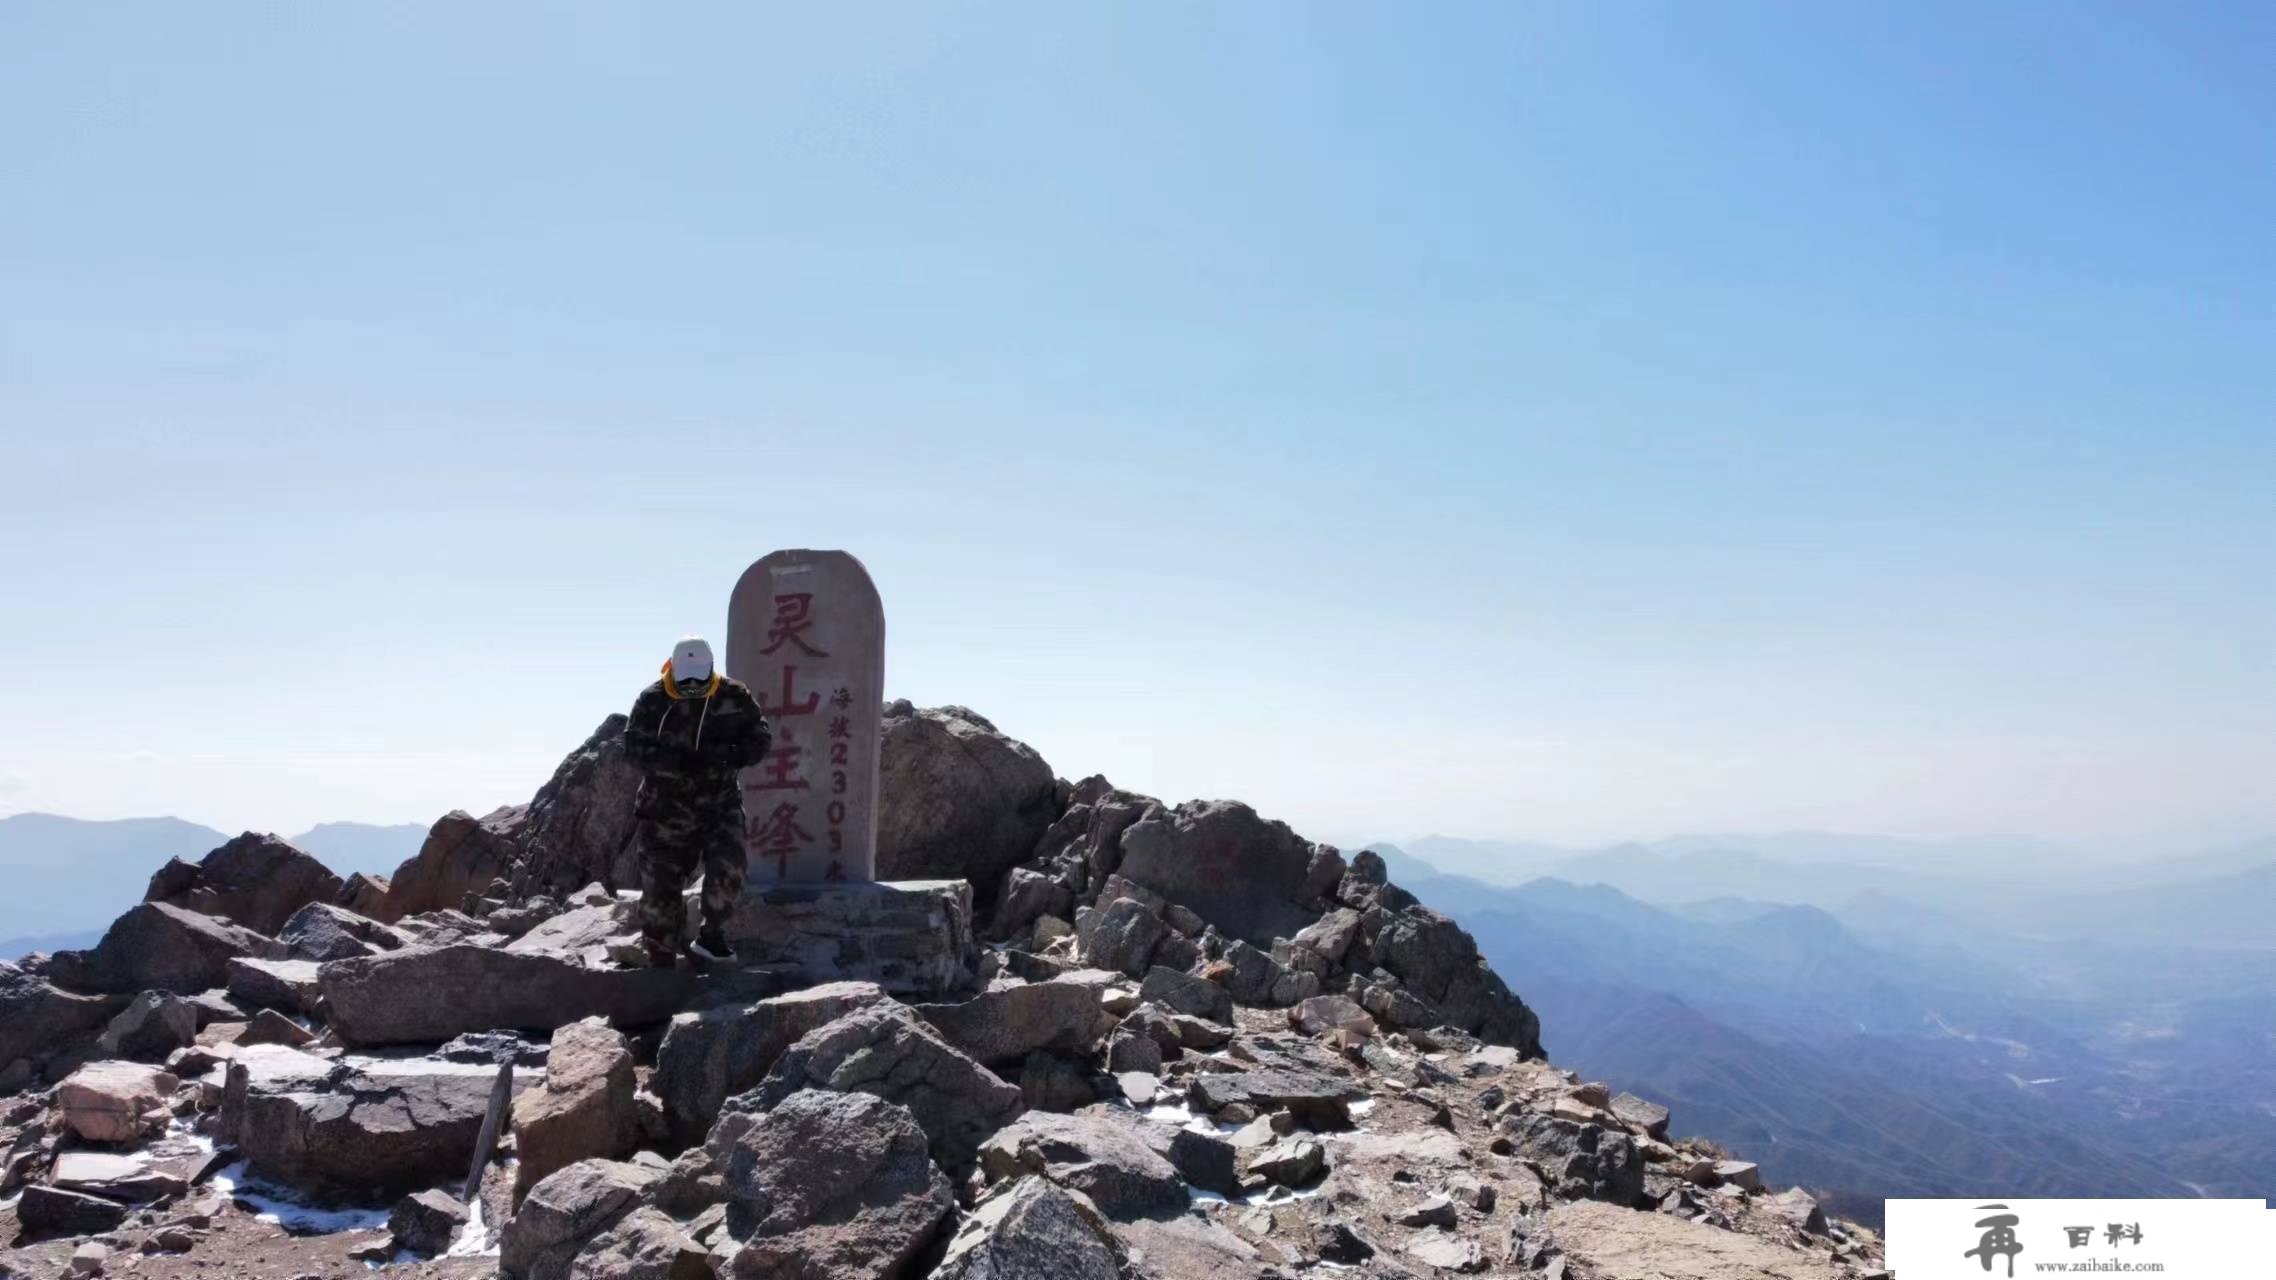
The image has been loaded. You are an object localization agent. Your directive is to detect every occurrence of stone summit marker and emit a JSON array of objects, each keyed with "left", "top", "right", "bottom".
[
  {"left": 721, "top": 551, "right": 973, "bottom": 995},
  {"left": 726, "top": 549, "right": 886, "bottom": 885}
]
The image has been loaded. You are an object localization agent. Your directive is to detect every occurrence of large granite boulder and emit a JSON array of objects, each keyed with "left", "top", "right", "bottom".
[
  {"left": 1244, "top": 1135, "right": 1327, "bottom": 1188},
  {"left": 513, "top": 1018, "right": 640, "bottom": 1196},
  {"left": 388, "top": 907, "right": 493, "bottom": 949},
  {"left": 993, "top": 867, "right": 1074, "bottom": 942},
  {"left": 975, "top": 1111, "right": 1188, "bottom": 1221},
  {"left": 390, "top": 1188, "right": 471, "bottom": 1257},
  {"left": 1289, "top": 993, "right": 1376, "bottom": 1041},
  {"left": 1765, "top": 1186, "right": 1829, "bottom": 1235},
  {"left": 144, "top": 831, "right": 343, "bottom": 935},
  {"left": 0, "top": 964, "right": 124, "bottom": 1068},
  {"left": 338, "top": 871, "right": 393, "bottom": 919},
  {"left": 223, "top": 1044, "right": 535, "bottom": 1196},
  {"left": 1502, "top": 1111, "right": 1645, "bottom": 1206},
  {"left": 501, "top": 1158, "right": 656, "bottom": 1280},
  {"left": 913, "top": 973, "right": 1112, "bottom": 1068},
  {"left": 712, "top": 1089, "right": 955, "bottom": 1280},
  {"left": 388, "top": 716, "right": 645, "bottom": 919},
  {"left": 17, "top": 1185, "right": 132, "bottom": 1237},
  {"left": 47, "top": 902, "right": 285, "bottom": 996},
  {"left": 277, "top": 901, "right": 410, "bottom": 962},
  {"left": 934, "top": 1176, "right": 1125, "bottom": 1280},
  {"left": 738, "top": 1004, "right": 1023, "bottom": 1175},
  {"left": 877, "top": 702, "right": 1061, "bottom": 902},
  {"left": 1074, "top": 898, "right": 1168, "bottom": 980},
  {"left": 504, "top": 900, "right": 638, "bottom": 957},
  {"left": 56, "top": 1061, "right": 178, "bottom": 1142},
  {"left": 49, "top": 1151, "right": 190, "bottom": 1203},
  {"left": 652, "top": 980, "right": 887, "bottom": 1145},
  {"left": 95, "top": 990, "right": 198, "bottom": 1062},
  {"left": 1130, "top": 1117, "right": 1238, "bottom": 1195},
  {"left": 318, "top": 943, "right": 699, "bottom": 1046},
  {"left": 1110, "top": 800, "right": 1332, "bottom": 946},
  {"left": 502, "top": 714, "right": 645, "bottom": 901},
  {"left": 1610, "top": 1091, "right": 1672, "bottom": 1141},
  {"left": 1186, "top": 1071, "right": 1364, "bottom": 1129},
  {"left": 1016, "top": 1049, "right": 1101, "bottom": 1114},
  {"left": 380, "top": 808, "right": 522, "bottom": 922},
  {"left": 1137, "top": 966, "right": 1231, "bottom": 1025},
  {"left": 566, "top": 1207, "right": 711, "bottom": 1280},
  {"left": 1232, "top": 938, "right": 1322, "bottom": 1007},
  {"left": 1366, "top": 904, "right": 1543, "bottom": 1057},
  {"left": 1289, "top": 907, "right": 1363, "bottom": 966},
  {"left": 225, "top": 957, "right": 323, "bottom": 1017}
]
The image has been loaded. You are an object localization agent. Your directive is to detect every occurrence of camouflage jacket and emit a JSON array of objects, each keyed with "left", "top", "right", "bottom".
[{"left": 624, "top": 677, "right": 772, "bottom": 812}]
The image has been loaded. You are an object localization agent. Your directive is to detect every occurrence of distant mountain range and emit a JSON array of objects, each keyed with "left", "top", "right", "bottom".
[
  {"left": 1395, "top": 830, "right": 2087, "bottom": 887},
  {"left": 1387, "top": 832, "right": 2276, "bottom": 949},
  {"left": 279, "top": 821, "right": 432, "bottom": 879},
  {"left": 0, "top": 812, "right": 429, "bottom": 957},
  {"left": 1370, "top": 844, "right": 2276, "bottom": 1224}
]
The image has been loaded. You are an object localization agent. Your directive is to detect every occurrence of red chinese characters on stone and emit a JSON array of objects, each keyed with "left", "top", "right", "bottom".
[
  {"left": 731, "top": 550, "right": 884, "bottom": 883},
  {"left": 752, "top": 739, "right": 808, "bottom": 792},
  {"left": 749, "top": 802, "right": 814, "bottom": 879},
  {"left": 757, "top": 665, "right": 821, "bottom": 718},
  {"left": 761, "top": 593, "right": 828, "bottom": 659}
]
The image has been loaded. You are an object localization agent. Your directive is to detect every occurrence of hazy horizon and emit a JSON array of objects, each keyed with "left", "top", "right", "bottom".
[
  {"left": 4, "top": 6, "right": 2270, "bottom": 854},
  {"left": 3, "top": 805, "right": 2266, "bottom": 879}
]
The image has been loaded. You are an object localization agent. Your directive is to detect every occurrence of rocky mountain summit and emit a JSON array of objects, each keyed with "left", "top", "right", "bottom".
[{"left": 0, "top": 705, "right": 1885, "bottom": 1279}]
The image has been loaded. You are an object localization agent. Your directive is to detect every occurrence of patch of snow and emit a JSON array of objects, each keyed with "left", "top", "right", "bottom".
[
  {"left": 1187, "top": 1186, "right": 1230, "bottom": 1206},
  {"left": 1128, "top": 1096, "right": 1240, "bottom": 1136},
  {"left": 149, "top": 1117, "right": 218, "bottom": 1161},
  {"left": 340, "top": 1054, "right": 521, "bottom": 1077},
  {"left": 1347, "top": 1098, "right": 1376, "bottom": 1118},
  {"left": 210, "top": 1160, "right": 392, "bottom": 1235},
  {"left": 446, "top": 1196, "right": 498, "bottom": 1257},
  {"left": 1238, "top": 1183, "right": 1324, "bottom": 1206}
]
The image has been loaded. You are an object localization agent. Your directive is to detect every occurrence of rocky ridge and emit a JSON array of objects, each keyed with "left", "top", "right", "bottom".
[{"left": 0, "top": 705, "right": 1885, "bottom": 1280}]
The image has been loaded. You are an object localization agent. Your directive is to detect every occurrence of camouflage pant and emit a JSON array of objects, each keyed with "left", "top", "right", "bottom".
[{"left": 636, "top": 805, "right": 746, "bottom": 953}]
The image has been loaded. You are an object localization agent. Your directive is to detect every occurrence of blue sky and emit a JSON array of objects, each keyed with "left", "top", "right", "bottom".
[{"left": 2, "top": 4, "right": 2270, "bottom": 852}]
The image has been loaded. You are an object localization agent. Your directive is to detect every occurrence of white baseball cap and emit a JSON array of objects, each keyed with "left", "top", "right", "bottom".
[{"left": 667, "top": 636, "right": 714, "bottom": 685}]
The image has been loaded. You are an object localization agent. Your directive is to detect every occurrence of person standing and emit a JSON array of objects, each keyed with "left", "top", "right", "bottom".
[{"left": 623, "top": 636, "right": 769, "bottom": 965}]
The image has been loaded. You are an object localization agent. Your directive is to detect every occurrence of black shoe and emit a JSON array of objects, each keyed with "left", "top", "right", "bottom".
[
  {"left": 691, "top": 932, "right": 736, "bottom": 963},
  {"left": 642, "top": 942, "right": 680, "bottom": 970}
]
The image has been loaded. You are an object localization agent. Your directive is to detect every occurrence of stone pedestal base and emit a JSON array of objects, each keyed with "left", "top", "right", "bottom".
[{"left": 727, "top": 880, "right": 976, "bottom": 997}]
